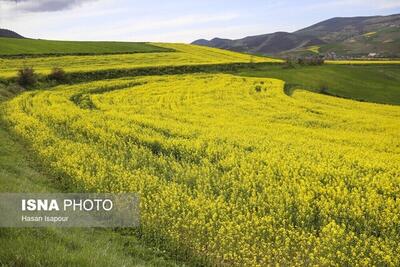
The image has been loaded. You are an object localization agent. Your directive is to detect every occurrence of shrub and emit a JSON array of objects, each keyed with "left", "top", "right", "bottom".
[
  {"left": 283, "top": 58, "right": 297, "bottom": 69},
  {"left": 317, "top": 81, "right": 330, "bottom": 94},
  {"left": 319, "top": 86, "right": 329, "bottom": 94},
  {"left": 17, "top": 67, "right": 37, "bottom": 88},
  {"left": 298, "top": 57, "right": 325, "bottom": 66},
  {"left": 48, "top": 67, "right": 68, "bottom": 83}
]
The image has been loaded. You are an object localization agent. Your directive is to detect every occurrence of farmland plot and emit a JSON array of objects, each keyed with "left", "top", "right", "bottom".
[{"left": 2, "top": 74, "right": 399, "bottom": 266}]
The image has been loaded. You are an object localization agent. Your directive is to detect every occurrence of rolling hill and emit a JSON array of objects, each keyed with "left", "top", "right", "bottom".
[
  {"left": 192, "top": 13, "right": 400, "bottom": 57},
  {"left": 0, "top": 29, "right": 24, "bottom": 39},
  {"left": 0, "top": 37, "right": 173, "bottom": 56},
  {"left": 0, "top": 43, "right": 279, "bottom": 78}
]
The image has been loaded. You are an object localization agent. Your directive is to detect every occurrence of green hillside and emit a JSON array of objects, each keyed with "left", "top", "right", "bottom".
[
  {"left": 0, "top": 37, "right": 172, "bottom": 56},
  {"left": 293, "top": 27, "right": 400, "bottom": 57},
  {"left": 193, "top": 14, "right": 400, "bottom": 57},
  {"left": 233, "top": 64, "right": 400, "bottom": 105}
]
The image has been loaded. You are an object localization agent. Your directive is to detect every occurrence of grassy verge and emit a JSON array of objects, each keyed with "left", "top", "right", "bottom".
[
  {"left": 0, "top": 92, "right": 184, "bottom": 266},
  {"left": 4, "top": 62, "right": 275, "bottom": 90},
  {"left": 232, "top": 64, "right": 400, "bottom": 105}
]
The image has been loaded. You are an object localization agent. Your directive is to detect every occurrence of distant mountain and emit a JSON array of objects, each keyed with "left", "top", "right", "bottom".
[
  {"left": 0, "top": 29, "right": 24, "bottom": 39},
  {"left": 192, "top": 14, "right": 400, "bottom": 57}
]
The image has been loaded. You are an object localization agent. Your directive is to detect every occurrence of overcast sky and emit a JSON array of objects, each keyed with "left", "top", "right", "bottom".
[{"left": 0, "top": 0, "right": 399, "bottom": 42}]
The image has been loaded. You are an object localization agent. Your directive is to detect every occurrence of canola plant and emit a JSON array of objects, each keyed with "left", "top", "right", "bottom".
[
  {"left": 0, "top": 44, "right": 279, "bottom": 78},
  {"left": 2, "top": 74, "right": 399, "bottom": 266}
]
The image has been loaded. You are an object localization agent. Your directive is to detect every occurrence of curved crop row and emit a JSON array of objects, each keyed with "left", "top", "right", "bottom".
[
  {"left": 0, "top": 44, "right": 280, "bottom": 78},
  {"left": 1, "top": 74, "right": 399, "bottom": 266}
]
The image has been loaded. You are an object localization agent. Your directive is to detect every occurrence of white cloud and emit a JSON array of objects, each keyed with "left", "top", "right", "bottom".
[
  {"left": 0, "top": 0, "right": 119, "bottom": 37},
  {"left": 307, "top": 0, "right": 400, "bottom": 10},
  {"left": 134, "top": 24, "right": 270, "bottom": 43},
  {"left": 0, "top": 0, "right": 398, "bottom": 42},
  {"left": 40, "top": 12, "right": 240, "bottom": 41},
  {"left": 1, "top": 0, "right": 97, "bottom": 12}
]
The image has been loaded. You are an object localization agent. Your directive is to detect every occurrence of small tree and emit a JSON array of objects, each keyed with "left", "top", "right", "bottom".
[
  {"left": 297, "top": 56, "right": 325, "bottom": 66},
  {"left": 283, "top": 57, "right": 297, "bottom": 68},
  {"left": 48, "top": 67, "right": 68, "bottom": 83},
  {"left": 17, "top": 67, "right": 37, "bottom": 88}
]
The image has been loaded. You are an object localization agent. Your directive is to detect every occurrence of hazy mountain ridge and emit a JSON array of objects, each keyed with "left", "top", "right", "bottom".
[
  {"left": 0, "top": 29, "right": 24, "bottom": 39},
  {"left": 192, "top": 14, "right": 400, "bottom": 57}
]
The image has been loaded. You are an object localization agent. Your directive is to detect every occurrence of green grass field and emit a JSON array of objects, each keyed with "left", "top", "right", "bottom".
[
  {"left": 0, "top": 37, "right": 172, "bottom": 56},
  {"left": 234, "top": 64, "right": 400, "bottom": 105}
]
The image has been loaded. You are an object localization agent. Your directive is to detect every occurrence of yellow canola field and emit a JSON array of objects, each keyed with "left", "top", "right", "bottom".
[
  {"left": 0, "top": 43, "right": 280, "bottom": 78},
  {"left": 2, "top": 74, "right": 399, "bottom": 266}
]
